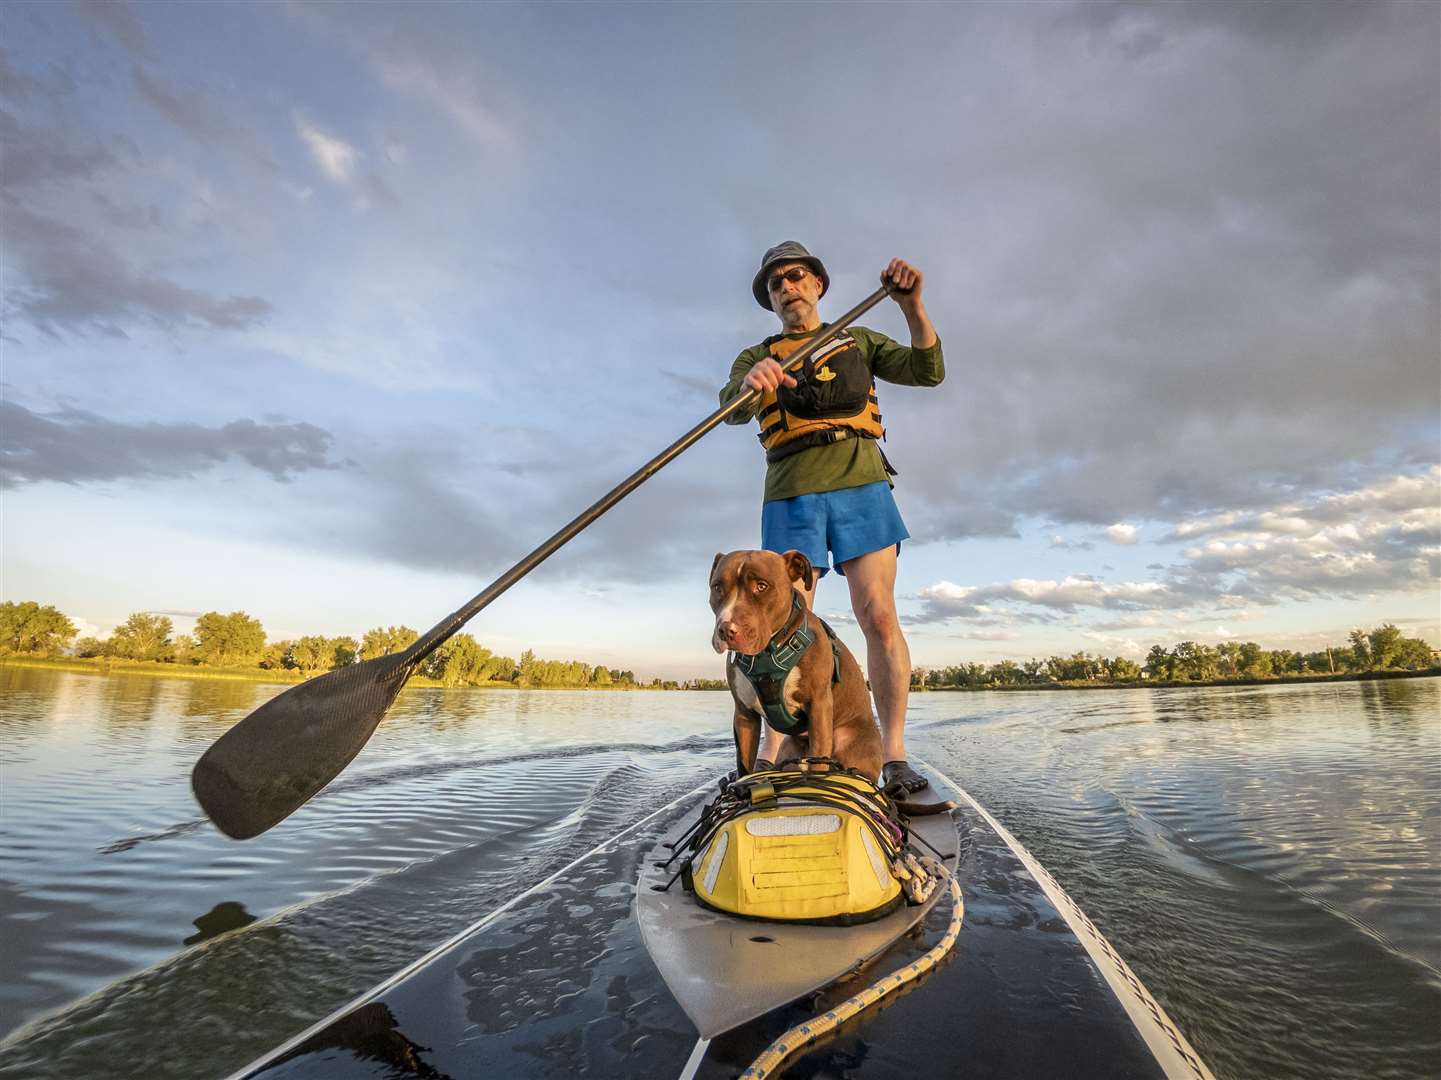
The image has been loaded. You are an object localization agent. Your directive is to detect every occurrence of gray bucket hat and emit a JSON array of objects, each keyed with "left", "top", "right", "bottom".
[{"left": 751, "top": 241, "right": 829, "bottom": 310}]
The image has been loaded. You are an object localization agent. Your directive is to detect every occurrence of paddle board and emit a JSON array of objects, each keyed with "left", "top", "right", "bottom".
[{"left": 227, "top": 762, "right": 1214, "bottom": 1079}]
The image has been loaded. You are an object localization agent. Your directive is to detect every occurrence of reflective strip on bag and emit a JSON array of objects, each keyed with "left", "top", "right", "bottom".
[{"left": 744, "top": 813, "right": 842, "bottom": 836}]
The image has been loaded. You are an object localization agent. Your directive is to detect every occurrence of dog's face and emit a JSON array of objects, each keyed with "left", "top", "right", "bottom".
[{"left": 709, "top": 549, "right": 815, "bottom": 654}]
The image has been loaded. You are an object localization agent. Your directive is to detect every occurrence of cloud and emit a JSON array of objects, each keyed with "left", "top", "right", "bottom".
[
  {"left": 913, "top": 466, "right": 1439, "bottom": 627},
  {"left": 915, "top": 576, "right": 1179, "bottom": 624},
  {"left": 74, "top": 0, "right": 151, "bottom": 59},
  {"left": 287, "top": 5, "right": 513, "bottom": 150},
  {"left": 2, "top": 205, "right": 271, "bottom": 337},
  {"left": 295, "top": 115, "right": 358, "bottom": 183},
  {"left": 1080, "top": 629, "right": 1145, "bottom": 658},
  {"left": 1103, "top": 523, "right": 1139, "bottom": 545},
  {"left": 0, "top": 402, "right": 346, "bottom": 486},
  {"left": 0, "top": 108, "right": 118, "bottom": 191},
  {"left": 1049, "top": 534, "right": 1094, "bottom": 552},
  {"left": 131, "top": 68, "right": 276, "bottom": 168}
]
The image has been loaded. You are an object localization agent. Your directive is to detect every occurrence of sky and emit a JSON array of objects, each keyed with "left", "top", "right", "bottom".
[{"left": 2, "top": 1, "right": 1438, "bottom": 680}]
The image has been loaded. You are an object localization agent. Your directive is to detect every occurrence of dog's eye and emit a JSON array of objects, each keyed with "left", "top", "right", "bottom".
[{"left": 753, "top": 580, "right": 769, "bottom": 593}]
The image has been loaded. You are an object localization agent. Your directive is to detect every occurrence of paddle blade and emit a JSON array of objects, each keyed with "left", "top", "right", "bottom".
[{"left": 192, "top": 652, "right": 417, "bottom": 839}]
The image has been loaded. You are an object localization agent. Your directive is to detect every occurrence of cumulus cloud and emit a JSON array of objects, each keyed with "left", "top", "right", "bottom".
[
  {"left": 0, "top": 402, "right": 346, "bottom": 486},
  {"left": 914, "top": 576, "right": 1180, "bottom": 624},
  {"left": 913, "top": 467, "right": 1439, "bottom": 627},
  {"left": 1103, "top": 523, "right": 1139, "bottom": 545}
]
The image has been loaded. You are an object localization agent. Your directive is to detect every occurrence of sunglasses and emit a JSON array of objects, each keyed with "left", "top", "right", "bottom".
[{"left": 766, "top": 266, "right": 811, "bottom": 293}]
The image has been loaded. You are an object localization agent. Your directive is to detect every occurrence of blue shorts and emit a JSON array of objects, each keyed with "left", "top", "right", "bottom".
[{"left": 760, "top": 481, "right": 909, "bottom": 578}]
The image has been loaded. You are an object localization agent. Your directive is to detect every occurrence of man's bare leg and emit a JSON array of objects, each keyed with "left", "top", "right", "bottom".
[
  {"left": 757, "top": 574, "right": 816, "bottom": 765},
  {"left": 839, "top": 546, "right": 917, "bottom": 781}
]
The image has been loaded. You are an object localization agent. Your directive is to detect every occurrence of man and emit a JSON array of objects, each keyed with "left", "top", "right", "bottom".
[{"left": 718, "top": 241, "right": 943, "bottom": 793}]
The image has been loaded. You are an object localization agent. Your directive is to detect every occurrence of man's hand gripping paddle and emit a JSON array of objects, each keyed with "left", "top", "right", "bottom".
[{"left": 192, "top": 281, "right": 907, "bottom": 839}]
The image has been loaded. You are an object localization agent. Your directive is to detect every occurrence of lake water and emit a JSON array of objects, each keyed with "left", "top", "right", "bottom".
[{"left": 0, "top": 667, "right": 1437, "bottom": 1079}]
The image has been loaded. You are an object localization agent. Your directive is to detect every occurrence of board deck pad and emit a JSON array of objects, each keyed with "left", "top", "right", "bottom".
[
  {"left": 230, "top": 763, "right": 1211, "bottom": 1080},
  {"left": 634, "top": 777, "right": 960, "bottom": 1038}
]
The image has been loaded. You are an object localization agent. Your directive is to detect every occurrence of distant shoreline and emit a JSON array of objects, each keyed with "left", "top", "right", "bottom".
[
  {"left": 0, "top": 656, "right": 651, "bottom": 690},
  {"left": 4, "top": 655, "right": 1435, "bottom": 692},
  {"left": 914, "top": 668, "right": 1441, "bottom": 692}
]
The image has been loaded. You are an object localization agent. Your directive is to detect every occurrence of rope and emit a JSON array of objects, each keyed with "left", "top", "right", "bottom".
[{"left": 738, "top": 874, "right": 964, "bottom": 1080}]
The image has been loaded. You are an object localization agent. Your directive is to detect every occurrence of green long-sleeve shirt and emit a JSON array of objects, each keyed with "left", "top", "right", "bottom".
[{"left": 719, "top": 325, "right": 944, "bottom": 503}]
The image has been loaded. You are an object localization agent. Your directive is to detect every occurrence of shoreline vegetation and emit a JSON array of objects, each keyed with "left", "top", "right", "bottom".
[
  {"left": 0, "top": 601, "right": 699, "bottom": 690},
  {"left": 2, "top": 601, "right": 1435, "bottom": 694},
  {"left": 2, "top": 654, "right": 1435, "bottom": 694}
]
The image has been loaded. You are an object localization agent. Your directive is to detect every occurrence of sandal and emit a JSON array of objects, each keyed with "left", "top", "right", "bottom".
[{"left": 883, "top": 759, "right": 930, "bottom": 794}]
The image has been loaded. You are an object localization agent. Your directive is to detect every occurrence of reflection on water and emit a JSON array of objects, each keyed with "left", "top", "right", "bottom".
[
  {"left": 184, "top": 901, "right": 257, "bottom": 946},
  {"left": 0, "top": 666, "right": 1437, "bottom": 1080}
]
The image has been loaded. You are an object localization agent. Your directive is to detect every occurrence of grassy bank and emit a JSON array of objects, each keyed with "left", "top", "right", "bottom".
[
  {"left": 0, "top": 655, "right": 634, "bottom": 691},
  {"left": 0, "top": 656, "right": 510, "bottom": 689}
]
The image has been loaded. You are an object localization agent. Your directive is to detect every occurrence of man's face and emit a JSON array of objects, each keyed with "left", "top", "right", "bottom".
[{"left": 766, "top": 261, "right": 824, "bottom": 329}]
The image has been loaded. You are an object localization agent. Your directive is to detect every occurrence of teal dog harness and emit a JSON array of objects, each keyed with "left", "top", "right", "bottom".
[{"left": 732, "top": 593, "right": 842, "bottom": 735}]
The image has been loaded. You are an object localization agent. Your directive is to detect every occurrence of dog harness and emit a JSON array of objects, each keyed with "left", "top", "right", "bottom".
[{"left": 732, "top": 593, "right": 842, "bottom": 735}]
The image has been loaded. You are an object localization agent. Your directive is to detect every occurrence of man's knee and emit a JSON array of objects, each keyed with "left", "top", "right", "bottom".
[{"left": 855, "top": 593, "right": 903, "bottom": 645}]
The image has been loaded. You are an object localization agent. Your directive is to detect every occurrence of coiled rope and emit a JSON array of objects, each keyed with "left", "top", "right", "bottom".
[{"left": 738, "top": 874, "right": 964, "bottom": 1080}]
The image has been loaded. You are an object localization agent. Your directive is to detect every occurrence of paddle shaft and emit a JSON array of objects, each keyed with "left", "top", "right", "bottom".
[{"left": 405, "top": 282, "right": 897, "bottom": 664}]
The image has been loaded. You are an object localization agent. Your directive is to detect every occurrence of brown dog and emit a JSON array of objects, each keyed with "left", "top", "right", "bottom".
[{"left": 709, "top": 549, "right": 883, "bottom": 780}]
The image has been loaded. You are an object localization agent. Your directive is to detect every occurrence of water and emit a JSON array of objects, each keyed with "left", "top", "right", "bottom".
[{"left": 1, "top": 667, "right": 1437, "bottom": 1079}]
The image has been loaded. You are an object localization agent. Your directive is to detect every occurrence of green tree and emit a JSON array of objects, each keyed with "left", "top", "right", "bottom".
[
  {"left": 194, "top": 611, "right": 266, "bottom": 667},
  {"left": 591, "top": 664, "right": 612, "bottom": 686},
  {"left": 287, "top": 637, "right": 340, "bottom": 675},
  {"left": 1171, "top": 641, "right": 1218, "bottom": 681},
  {"left": 73, "top": 636, "right": 108, "bottom": 658},
  {"left": 517, "top": 649, "right": 537, "bottom": 687},
  {"left": 1143, "top": 644, "right": 1173, "bottom": 680},
  {"left": 0, "top": 601, "right": 77, "bottom": 656},
  {"left": 1236, "top": 642, "right": 1273, "bottom": 679},
  {"left": 361, "top": 626, "right": 419, "bottom": 660},
  {"left": 331, "top": 636, "right": 359, "bottom": 668},
  {"left": 1106, "top": 656, "right": 1142, "bottom": 681},
  {"left": 171, "top": 633, "right": 199, "bottom": 666},
  {"left": 424, "top": 633, "right": 500, "bottom": 687},
  {"left": 259, "top": 641, "right": 294, "bottom": 670},
  {"left": 1392, "top": 636, "right": 1436, "bottom": 670},
  {"left": 1215, "top": 642, "right": 1242, "bottom": 678},
  {"left": 109, "top": 613, "right": 174, "bottom": 662},
  {"left": 1366, "top": 624, "right": 1404, "bottom": 670},
  {"left": 1348, "top": 628, "right": 1371, "bottom": 670}
]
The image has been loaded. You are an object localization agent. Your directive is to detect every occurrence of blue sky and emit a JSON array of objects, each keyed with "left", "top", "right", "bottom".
[{"left": 3, "top": 1, "right": 1438, "bottom": 679}]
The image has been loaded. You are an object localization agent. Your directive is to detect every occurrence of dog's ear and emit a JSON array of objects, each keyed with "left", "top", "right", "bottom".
[
  {"left": 710, "top": 552, "right": 724, "bottom": 582},
  {"left": 781, "top": 549, "right": 816, "bottom": 591}
]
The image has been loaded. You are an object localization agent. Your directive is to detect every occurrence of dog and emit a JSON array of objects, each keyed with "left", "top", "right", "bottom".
[{"left": 709, "top": 547, "right": 884, "bottom": 781}]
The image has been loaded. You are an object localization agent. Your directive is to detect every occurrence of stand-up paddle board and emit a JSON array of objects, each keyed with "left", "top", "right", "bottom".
[{"left": 226, "top": 762, "right": 1213, "bottom": 1080}]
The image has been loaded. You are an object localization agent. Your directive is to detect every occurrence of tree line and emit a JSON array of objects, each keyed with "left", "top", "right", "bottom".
[
  {"left": 0, "top": 602, "right": 640, "bottom": 689},
  {"left": 911, "top": 623, "right": 1438, "bottom": 689}
]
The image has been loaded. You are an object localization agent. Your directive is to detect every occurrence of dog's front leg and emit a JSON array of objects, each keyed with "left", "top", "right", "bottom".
[
  {"left": 804, "top": 695, "right": 834, "bottom": 772},
  {"left": 733, "top": 710, "right": 762, "bottom": 774}
]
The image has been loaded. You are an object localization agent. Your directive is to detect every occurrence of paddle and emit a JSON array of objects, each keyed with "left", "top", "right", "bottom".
[{"left": 192, "top": 282, "right": 903, "bottom": 839}]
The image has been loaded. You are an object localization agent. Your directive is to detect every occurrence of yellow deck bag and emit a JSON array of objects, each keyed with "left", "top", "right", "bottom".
[{"left": 687, "top": 772, "right": 904, "bottom": 925}]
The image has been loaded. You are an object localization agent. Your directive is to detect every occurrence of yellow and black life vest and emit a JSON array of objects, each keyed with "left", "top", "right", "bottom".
[{"left": 756, "top": 330, "right": 884, "bottom": 464}]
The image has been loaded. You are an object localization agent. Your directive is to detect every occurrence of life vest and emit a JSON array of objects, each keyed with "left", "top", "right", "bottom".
[{"left": 756, "top": 329, "right": 884, "bottom": 463}]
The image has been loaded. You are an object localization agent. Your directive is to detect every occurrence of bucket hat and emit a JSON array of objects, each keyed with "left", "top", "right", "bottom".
[{"left": 751, "top": 241, "right": 829, "bottom": 310}]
